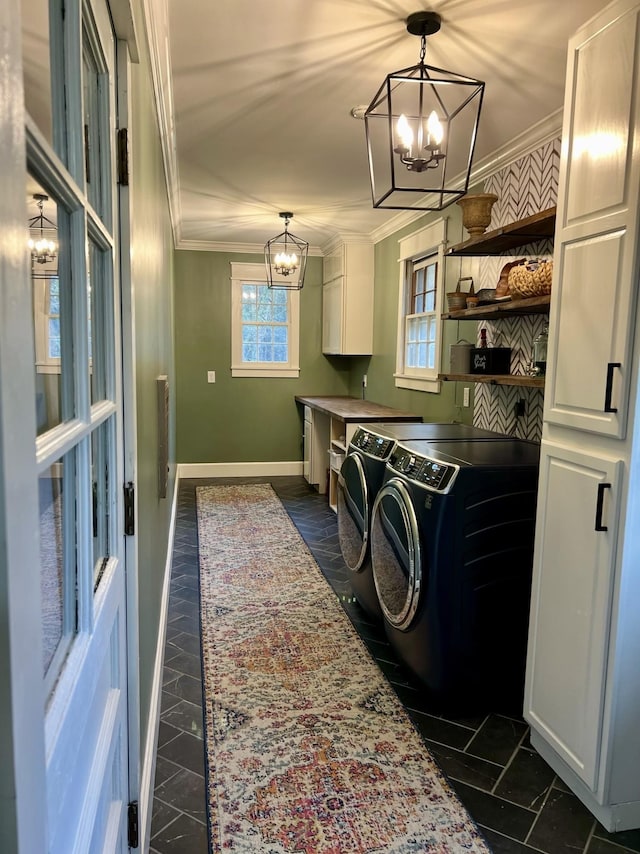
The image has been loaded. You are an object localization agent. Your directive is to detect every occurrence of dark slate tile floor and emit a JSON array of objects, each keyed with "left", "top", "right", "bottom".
[{"left": 150, "top": 476, "right": 640, "bottom": 854}]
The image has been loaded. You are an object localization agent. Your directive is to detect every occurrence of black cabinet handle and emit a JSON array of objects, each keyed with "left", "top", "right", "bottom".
[
  {"left": 595, "top": 482, "right": 611, "bottom": 531},
  {"left": 604, "top": 362, "right": 621, "bottom": 413}
]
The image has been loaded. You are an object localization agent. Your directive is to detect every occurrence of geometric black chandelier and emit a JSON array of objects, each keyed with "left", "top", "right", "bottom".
[
  {"left": 264, "top": 212, "right": 309, "bottom": 290},
  {"left": 27, "top": 192, "right": 58, "bottom": 265},
  {"left": 364, "top": 11, "right": 485, "bottom": 211}
]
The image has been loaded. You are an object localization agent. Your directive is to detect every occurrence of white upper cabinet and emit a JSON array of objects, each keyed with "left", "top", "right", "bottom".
[
  {"left": 544, "top": 3, "right": 640, "bottom": 438},
  {"left": 322, "top": 242, "right": 374, "bottom": 355}
]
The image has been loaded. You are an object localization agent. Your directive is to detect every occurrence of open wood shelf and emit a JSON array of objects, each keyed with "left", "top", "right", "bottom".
[
  {"left": 442, "top": 294, "right": 551, "bottom": 320},
  {"left": 446, "top": 207, "right": 556, "bottom": 256},
  {"left": 438, "top": 372, "right": 545, "bottom": 388}
]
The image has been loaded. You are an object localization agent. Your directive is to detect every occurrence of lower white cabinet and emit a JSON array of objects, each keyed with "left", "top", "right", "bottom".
[{"left": 524, "top": 443, "right": 622, "bottom": 791}]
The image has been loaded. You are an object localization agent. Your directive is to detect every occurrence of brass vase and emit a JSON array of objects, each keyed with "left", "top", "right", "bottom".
[{"left": 457, "top": 193, "right": 499, "bottom": 237}]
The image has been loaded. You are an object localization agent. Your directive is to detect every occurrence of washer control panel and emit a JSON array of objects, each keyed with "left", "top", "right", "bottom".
[
  {"left": 388, "top": 447, "right": 458, "bottom": 492},
  {"left": 350, "top": 428, "right": 395, "bottom": 460}
]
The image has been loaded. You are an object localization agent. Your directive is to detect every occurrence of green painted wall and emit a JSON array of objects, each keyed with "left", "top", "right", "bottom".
[
  {"left": 174, "top": 252, "right": 350, "bottom": 463},
  {"left": 174, "top": 194, "right": 488, "bottom": 464},
  {"left": 345, "top": 207, "right": 477, "bottom": 423},
  {"left": 130, "top": 2, "right": 177, "bottom": 763}
]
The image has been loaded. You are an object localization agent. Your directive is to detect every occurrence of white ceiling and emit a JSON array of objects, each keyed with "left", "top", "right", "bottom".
[{"left": 166, "top": 0, "right": 610, "bottom": 251}]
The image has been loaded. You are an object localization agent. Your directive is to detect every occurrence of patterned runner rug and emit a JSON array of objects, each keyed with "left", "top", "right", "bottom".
[{"left": 196, "top": 483, "right": 491, "bottom": 853}]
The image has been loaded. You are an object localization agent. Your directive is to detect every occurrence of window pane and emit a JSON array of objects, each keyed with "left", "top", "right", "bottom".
[
  {"left": 258, "top": 344, "right": 272, "bottom": 361},
  {"left": 258, "top": 326, "right": 273, "bottom": 343},
  {"left": 92, "top": 417, "right": 113, "bottom": 591},
  {"left": 21, "top": 0, "right": 53, "bottom": 145},
  {"left": 415, "top": 294, "right": 424, "bottom": 313},
  {"left": 242, "top": 302, "right": 257, "bottom": 321},
  {"left": 274, "top": 327, "right": 288, "bottom": 344},
  {"left": 407, "top": 343, "right": 417, "bottom": 367},
  {"left": 427, "top": 343, "right": 436, "bottom": 369},
  {"left": 88, "top": 239, "right": 114, "bottom": 404},
  {"left": 30, "top": 176, "right": 74, "bottom": 436},
  {"left": 425, "top": 290, "right": 435, "bottom": 312},
  {"left": 257, "top": 303, "right": 273, "bottom": 322},
  {"left": 40, "top": 451, "right": 76, "bottom": 678},
  {"left": 417, "top": 343, "right": 426, "bottom": 366},
  {"left": 242, "top": 325, "right": 257, "bottom": 343},
  {"left": 83, "top": 35, "right": 104, "bottom": 216},
  {"left": 273, "top": 345, "right": 287, "bottom": 362},
  {"left": 242, "top": 284, "right": 257, "bottom": 301},
  {"left": 273, "top": 305, "right": 287, "bottom": 323},
  {"left": 243, "top": 344, "right": 257, "bottom": 362}
]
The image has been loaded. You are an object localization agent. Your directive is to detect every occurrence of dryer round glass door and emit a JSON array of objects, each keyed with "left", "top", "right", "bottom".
[
  {"left": 337, "top": 453, "right": 369, "bottom": 572},
  {"left": 370, "top": 479, "right": 422, "bottom": 630}
]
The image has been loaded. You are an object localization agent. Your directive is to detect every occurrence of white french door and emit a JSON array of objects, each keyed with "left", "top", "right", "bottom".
[{"left": 16, "top": 0, "right": 132, "bottom": 850}]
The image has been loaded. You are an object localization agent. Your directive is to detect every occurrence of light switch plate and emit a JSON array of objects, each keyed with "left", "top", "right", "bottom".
[{"left": 207, "top": 371, "right": 216, "bottom": 383}]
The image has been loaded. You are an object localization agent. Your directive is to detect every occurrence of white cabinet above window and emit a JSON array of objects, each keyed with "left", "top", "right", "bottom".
[{"left": 322, "top": 242, "right": 374, "bottom": 356}]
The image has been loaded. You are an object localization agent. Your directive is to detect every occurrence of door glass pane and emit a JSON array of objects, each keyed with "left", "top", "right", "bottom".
[
  {"left": 82, "top": 22, "right": 108, "bottom": 219},
  {"left": 21, "top": 0, "right": 53, "bottom": 145},
  {"left": 92, "top": 417, "right": 113, "bottom": 591},
  {"left": 88, "top": 239, "right": 113, "bottom": 404},
  {"left": 40, "top": 451, "right": 76, "bottom": 677},
  {"left": 29, "top": 176, "right": 74, "bottom": 435}
]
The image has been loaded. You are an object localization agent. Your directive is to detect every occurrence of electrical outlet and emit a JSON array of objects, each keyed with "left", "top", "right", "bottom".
[
  {"left": 207, "top": 370, "right": 216, "bottom": 383},
  {"left": 463, "top": 387, "right": 470, "bottom": 407},
  {"left": 362, "top": 374, "right": 368, "bottom": 388}
]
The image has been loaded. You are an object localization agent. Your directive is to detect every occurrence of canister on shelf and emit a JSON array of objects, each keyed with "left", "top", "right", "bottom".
[
  {"left": 449, "top": 339, "right": 473, "bottom": 373},
  {"left": 532, "top": 324, "right": 549, "bottom": 375}
]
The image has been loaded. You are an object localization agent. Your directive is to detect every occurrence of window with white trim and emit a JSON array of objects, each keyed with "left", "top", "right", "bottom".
[
  {"left": 33, "top": 276, "right": 61, "bottom": 372},
  {"left": 231, "top": 262, "right": 300, "bottom": 378},
  {"left": 394, "top": 218, "right": 446, "bottom": 393}
]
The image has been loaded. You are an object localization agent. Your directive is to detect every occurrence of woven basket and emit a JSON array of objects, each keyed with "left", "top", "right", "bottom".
[
  {"left": 447, "top": 276, "right": 474, "bottom": 311},
  {"left": 508, "top": 260, "right": 553, "bottom": 299}
]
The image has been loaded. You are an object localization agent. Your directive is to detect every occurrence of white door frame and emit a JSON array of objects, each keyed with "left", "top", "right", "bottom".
[
  {"left": 0, "top": 2, "right": 48, "bottom": 851},
  {"left": 0, "top": 0, "right": 141, "bottom": 850}
]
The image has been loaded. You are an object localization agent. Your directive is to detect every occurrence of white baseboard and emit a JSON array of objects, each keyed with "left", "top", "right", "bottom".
[
  {"left": 138, "top": 473, "right": 179, "bottom": 853},
  {"left": 177, "top": 460, "right": 304, "bottom": 478}
]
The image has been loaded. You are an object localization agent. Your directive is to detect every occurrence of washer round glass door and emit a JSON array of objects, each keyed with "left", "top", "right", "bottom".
[
  {"left": 337, "top": 452, "right": 369, "bottom": 572},
  {"left": 371, "top": 479, "right": 422, "bottom": 630}
]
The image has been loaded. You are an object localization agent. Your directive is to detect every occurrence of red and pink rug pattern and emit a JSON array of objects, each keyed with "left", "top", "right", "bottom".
[{"left": 196, "top": 483, "right": 491, "bottom": 853}]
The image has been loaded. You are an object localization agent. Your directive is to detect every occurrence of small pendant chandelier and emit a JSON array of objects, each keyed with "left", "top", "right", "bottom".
[
  {"left": 28, "top": 193, "right": 58, "bottom": 265},
  {"left": 364, "top": 11, "right": 485, "bottom": 211},
  {"left": 264, "top": 212, "right": 309, "bottom": 290}
]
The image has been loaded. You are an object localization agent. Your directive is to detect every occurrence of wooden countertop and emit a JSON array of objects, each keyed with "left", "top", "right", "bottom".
[{"left": 295, "top": 395, "right": 422, "bottom": 423}]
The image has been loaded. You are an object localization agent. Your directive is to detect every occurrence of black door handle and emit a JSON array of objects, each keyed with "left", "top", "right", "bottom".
[
  {"left": 604, "top": 362, "right": 621, "bottom": 413},
  {"left": 595, "top": 482, "right": 611, "bottom": 531}
]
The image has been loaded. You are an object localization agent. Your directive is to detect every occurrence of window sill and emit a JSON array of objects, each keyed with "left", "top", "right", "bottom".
[{"left": 394, "top": 373, "right": 441, "bottom": 393}]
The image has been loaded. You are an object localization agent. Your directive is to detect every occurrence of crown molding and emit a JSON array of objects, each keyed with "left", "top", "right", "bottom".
[
  {"left": 320, "top": 233, "right": 375, "bottom": 256},
  {"left": 368, "top": 109, "right": 564, "bottom": 246},
  {"left": 175, "top": 238, "right": 324, "bottom": 256}
]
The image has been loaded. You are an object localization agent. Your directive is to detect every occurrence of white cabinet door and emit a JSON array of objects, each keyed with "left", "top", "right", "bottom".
[
  {"left": 303, "top": 415, "right": 311, "bottom": 482},
  {"left": 524, "top": 442, "right": 622, "bottom": 790},
  {"left": 321, "top": 243, "right": 374, "bottom": 355},
  {"left": 544, "top": 0, "right": 640, "bottom": 438},
  {"left": 322, "top": 278, "right": 343, "bottom": 354}
]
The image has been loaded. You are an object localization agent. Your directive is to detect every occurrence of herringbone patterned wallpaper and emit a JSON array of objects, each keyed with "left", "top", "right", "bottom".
[{"left": 469, "top": 139, "right": 560, "bottom": 442}]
